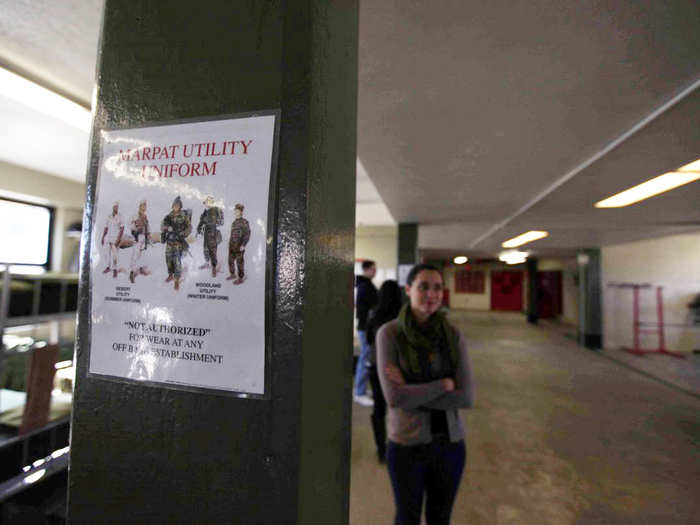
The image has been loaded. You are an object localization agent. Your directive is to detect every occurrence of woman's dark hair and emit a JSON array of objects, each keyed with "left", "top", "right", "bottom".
[
  {"left": 406, "top": 263, "right": 442, "bottom": 287},
  {"left": 366, "top": 280, "right": 403, "bottom": 346},
  {"left": 374, "top": 280, "right": 402, "bottom": 320}
]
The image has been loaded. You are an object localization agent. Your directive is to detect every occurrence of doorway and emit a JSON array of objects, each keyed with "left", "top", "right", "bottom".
[
  {"left": 537, "top": 271, "right": 563, "bottom": 318},
  {"left": 490, "top": 271, "right": 523, "bottom": 311}
]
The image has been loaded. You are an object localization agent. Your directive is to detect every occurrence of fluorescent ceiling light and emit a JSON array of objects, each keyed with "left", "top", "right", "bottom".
[
  {"left": 24, "top": 469, "right": 46, "bottom": 485},
  {"left": 453, "top": 255, "right": 468, "bottom": 264},
  {"left": 595, "top": 172, "right": 700, "bottom": 208},
  {"left": 595, "top": 158, "right": 700, "bottom": 208},
  {"left": 678, "top": 159, "right": 700, "bottom": 172},
  {"left": 498, "top": 250, "right": 528, "bottom": 265},
  {"left": 501, "top": 230, "right": 548, "bottom": 248},
  {"left": 0, "top": 67, "right": 91, "bottom": 132}
]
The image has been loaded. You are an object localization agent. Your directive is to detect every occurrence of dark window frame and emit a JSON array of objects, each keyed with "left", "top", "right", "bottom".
[
  {"left": 0, "top": 197, "right": 55, "bottom": 270},
  {"left": 455, "top": 269, "right": 485, "bottom": 294}
]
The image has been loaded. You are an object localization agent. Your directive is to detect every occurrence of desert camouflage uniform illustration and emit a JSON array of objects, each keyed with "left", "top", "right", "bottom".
[
  {"left": 161, "top": 196, "right": 192, "bottom": 291},
  {"left": 197, "top": 196, "right": 224, "bottom": 277},
  {"left": 227, "top": 203, "right": 251, "bottom": 285},
  {"left": 101, "top": 202, "right": 124, "bottom": 279},
  {"left": 129, "top": 200, "right": 151, "bottom": 283}
]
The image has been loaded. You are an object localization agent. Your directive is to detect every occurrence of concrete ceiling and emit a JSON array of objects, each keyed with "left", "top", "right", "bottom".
[
  {"left": 0, "top": 94, "right": 90, "bottom": 181},
  {"left": 0, "top": 0, "right": 101, "bottom": 106},
  {"left": 0, "top": 1, "right": 698, "bottom": 255},
  {"left": 0, "top": 0, "right": 102, "bottom": 182},
  {"left": 420, "top": 87, "right": 700, "bottom": 256},
  {"left": 359, "top": 0, "right": 700, "bottom": 256},
  {"left": 356, "top": 159, "right": 395, "bottom": 226}
]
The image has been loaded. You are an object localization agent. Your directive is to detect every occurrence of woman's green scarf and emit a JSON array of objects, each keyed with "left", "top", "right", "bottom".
[{"left": 396, "top": 303, "right": 459, "bottom": 383}]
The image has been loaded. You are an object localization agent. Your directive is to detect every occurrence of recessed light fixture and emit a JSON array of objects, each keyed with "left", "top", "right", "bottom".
[
  {"left": 499, "top": 250, "right": 528, "bottom": 265},
  {"left": 501, "top": 230, "right": 548, "bottom": 248},
  {"left": 453, "top": 255, "right": 468, "bottom": 264},
  {"left": 595, "top": 158, "right": 700, "bottom": 208},
  {"left": 0, "top": 67, "right": 91, "bottom": 132}
]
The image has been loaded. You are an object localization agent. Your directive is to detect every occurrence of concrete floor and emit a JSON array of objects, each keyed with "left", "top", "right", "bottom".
[
  {"left": 538, "top": 318, "right": 700, "bottom": 396},
  {"left": 350, "top": 311, "right": 700, "bottom": 524},
  {"left": 600, "top": 347, "right": 700, "bottom": 397}
]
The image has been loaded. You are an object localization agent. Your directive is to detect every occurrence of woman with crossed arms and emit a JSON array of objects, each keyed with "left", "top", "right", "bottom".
[{"left": 377, "top": 264, "right": 474, "bottom": 525}]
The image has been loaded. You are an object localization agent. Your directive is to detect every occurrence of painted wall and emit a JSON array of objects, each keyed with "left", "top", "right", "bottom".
[
  {"left": 444, "top": 258, "right": 579, "bottom": 320},
  {"left": 355, "top": 225, "right": 397, "bottom": 286},
  {"left": 538, "top": 258, "right": 563, "bottom": 271},
  {"left": 0, "top": 160, "right": 85, "bottom": 207},
  {"left": 0, "top": 160, "right": 85, "bottom": 272},
  {"left": 444, "top": 265, "right": 492, "bottom": 311},
  {"left": 602, "top": 232, "right": 700, "bottom": 353}
]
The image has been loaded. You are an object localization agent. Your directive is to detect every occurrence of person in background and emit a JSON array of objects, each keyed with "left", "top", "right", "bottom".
[
  {"left": 354, "top": 259, "right": 378, "bottom": 406},
  {"left": 366, "top": 279, "right": 402, "bottom": 463},
  {"left": 377, "top": 264, "right": 474, "bottom": 525}
]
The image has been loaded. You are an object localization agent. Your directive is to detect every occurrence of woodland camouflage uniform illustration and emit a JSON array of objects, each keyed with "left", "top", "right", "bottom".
[
  {"left": 227, "top": 203, "right": 251, "bottom": 285},
  {"left": 161, "top": 196, "right": 192, "bottom": 291}
]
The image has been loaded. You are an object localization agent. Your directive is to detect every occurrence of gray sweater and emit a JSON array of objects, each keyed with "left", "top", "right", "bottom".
[{"left": 376, "top": 319, "right": 474, "bottom": 445}]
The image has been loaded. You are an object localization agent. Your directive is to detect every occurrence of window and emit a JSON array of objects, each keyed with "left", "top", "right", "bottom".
[
  {"left": 455, "top": 269, "right": 485, "bottom": 294},
  {"left": 0, "top": 198, "right": 53, "bottom": 269}
]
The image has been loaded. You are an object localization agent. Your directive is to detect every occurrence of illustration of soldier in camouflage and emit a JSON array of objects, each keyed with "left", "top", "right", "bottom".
[
  {"left": 196, "top": 196, "right": 224, "bottom": 278},
  {"left": 129, "top": 200, "right": 151, "bottom": 283},
  {"left": 161, "top": 196, "right": 192, "bottom": 291},
  {"left": 227, "top": 203, "right": 251, "bottom": 285},
  {"left": 101, "top": 202, "right": 124, "bottom": 279}
]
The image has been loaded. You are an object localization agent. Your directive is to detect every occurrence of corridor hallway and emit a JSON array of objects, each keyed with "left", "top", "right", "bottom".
[{"left": 350, "top": 311, "right": 700, "bottom": 524}]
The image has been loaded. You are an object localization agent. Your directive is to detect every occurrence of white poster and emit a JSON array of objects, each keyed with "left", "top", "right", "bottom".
[
  {"left": 398, "top": 264, "right": 413, "bottom": 287},
  {"left": 88, "top": 113, "right": 277, "bottom": 395}
]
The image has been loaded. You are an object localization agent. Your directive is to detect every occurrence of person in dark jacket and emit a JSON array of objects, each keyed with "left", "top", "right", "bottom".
[
  {"left": 366, "top": 279, "right": 402, "bottom": 463},
  {"left": 354, "top": 260, "right": 378, "bottom": 405}
]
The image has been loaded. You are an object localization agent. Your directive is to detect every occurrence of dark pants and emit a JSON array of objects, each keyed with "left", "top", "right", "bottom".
[
  {"left": 229, "top": 244, "right": 245, "bottom": 278},
  {"left": 203, "top": 230, "right": 218, "bottom": 267},
  {"left": 165, "top": 243, "right": 184, "bottom": 278},
  {"left": 368, "top": 366, "right": 387, "bottom": 460},
  {"left": 386, "top": 440, "right": 466, "bottom": 525}
]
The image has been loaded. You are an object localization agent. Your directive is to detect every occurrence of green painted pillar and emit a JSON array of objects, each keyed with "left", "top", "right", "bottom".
[
  {"left": 526, "top": 257, "right": 539, "bottom": 324},
  {"left": 397, "top": 223, "right": 418, "bottom": 287},
  {"left": 577, "top": 248, "right": 602, "bottom": 349},
  {"left": 397, "top": 223, "right": 418, "bottom": 265},
  {"left": 68, "top": 2, "right": 358, "bottom": 523}
]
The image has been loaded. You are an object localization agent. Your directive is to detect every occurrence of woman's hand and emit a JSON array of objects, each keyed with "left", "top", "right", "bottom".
[
  {"left": 384, "top": 364, "right": 406, "bottom": 385},
  {"left": 441, "top": 378, "right": 455, "bottom": 392}
]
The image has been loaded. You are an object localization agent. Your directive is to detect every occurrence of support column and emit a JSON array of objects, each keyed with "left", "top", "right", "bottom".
[
  {"left": 68, "top": 2, "right": 358, "bottom": 524},
  {"left": 526, "top": 257, "right": 539, "bottom": 324},
  {"left": 577, "top": 248, "right": 602, "bottom": 349},
  {"left": 51, "top": 206, "right": 65, "bottom": 272},
  {"left": 398, "top": 223, "right": 418, "bottom": 265},
  {"left": 397, "top": 223, "right": 418, "bottom": 286}
]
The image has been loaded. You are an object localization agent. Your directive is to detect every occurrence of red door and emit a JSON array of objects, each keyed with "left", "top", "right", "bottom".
[
  {"left": 490, "top": 271, "right": 523, "bottom": 311},
  {"left": 537, "top": 271, "right": 562, "bottom": 318}
]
